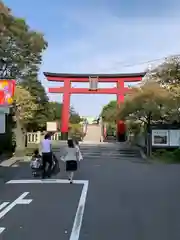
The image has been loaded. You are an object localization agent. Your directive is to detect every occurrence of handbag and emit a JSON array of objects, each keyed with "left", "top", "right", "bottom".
[
  {"left": 78, "top": 150, "right": 83, "bottom": 161},
  {"left": 51, "top": 153, "right": 60, "bottom": 175}
]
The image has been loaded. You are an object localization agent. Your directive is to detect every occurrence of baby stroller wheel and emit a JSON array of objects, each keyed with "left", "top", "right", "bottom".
[{"left": 32, "top": 172, "right": 37, "bottom": 177}]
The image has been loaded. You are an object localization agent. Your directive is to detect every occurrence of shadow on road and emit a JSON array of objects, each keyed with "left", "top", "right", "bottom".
[{"left": 0, "top": 160, "right": 62, "bottom": 185}]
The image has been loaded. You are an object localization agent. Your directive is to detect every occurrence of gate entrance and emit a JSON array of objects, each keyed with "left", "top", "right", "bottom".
[{"left": 44, "top": 72, "right": 145, "bottom": 140}]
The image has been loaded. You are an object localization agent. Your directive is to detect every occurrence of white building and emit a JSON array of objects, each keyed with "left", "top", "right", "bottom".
[{"left": 0, "top": 106, "right": 10, "bottom": 134}]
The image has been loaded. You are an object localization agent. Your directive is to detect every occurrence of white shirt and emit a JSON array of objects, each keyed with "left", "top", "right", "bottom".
[
  {"left": 63, "top": 147, "right": 78, "bottom": 161},
  {"left": 41, "top": 139, "right": 51, "bottom": 153}
]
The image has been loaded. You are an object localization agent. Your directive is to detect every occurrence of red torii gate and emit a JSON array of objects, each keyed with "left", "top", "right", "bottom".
[{"left": 44, "top": 72, "right": 145, "bottom": 140}]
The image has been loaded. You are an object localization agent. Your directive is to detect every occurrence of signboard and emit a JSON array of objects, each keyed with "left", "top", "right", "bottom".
[
  {"left": 0, "top": 107, "right": 9, "bottom": 114},
  {"left": 169, "top": 130, "right": 180, "bottom": 146},
  {"left": 46, "top": 122, "right": 57, "bottom": 132},
  {"left": 89, "top": 76, "right": 98, "bottom": 90},
  {"left": 0, "top": 80, "right": 15, "bottom": 106},
  {"left": 0, "top": 114, "right": 5, "bottom": 133},
  {"left": 152, "top": 129, "right": 169, "bottom": 146}
]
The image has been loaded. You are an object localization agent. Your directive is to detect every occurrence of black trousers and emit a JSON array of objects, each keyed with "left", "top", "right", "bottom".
[{"left": 42, "top": 152, "right": 53, "bottom": 178}]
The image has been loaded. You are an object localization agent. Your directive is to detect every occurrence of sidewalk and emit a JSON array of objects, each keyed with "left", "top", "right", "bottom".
[{"left": 0, "top": 155, "right": 30, "bottom": 167}]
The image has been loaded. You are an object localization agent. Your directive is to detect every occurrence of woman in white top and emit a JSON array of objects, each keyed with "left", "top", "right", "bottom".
[{"left": 63, "top": 139, "right": 79, "bottom": 184}]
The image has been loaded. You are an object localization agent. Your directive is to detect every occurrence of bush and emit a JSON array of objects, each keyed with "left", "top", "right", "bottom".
[
  {"left": 152, "top": 148, "right": 180, "bottom": 163},
  {"left": 127, "top": 121, "right": 142, "bottom": 136},
  {"left": 69, "top": 124, "right": 83, "bottom": 140},
  {"left": 172, "top": 149, "right": 180, "bottom": 162},
  {"left": 106, "top": 124, "right": 116, "bottom": 136}
]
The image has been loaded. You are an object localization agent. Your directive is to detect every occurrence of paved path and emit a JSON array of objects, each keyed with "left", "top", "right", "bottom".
[{"left": 0, "top": 143, "right": 180, "bottom": 239}]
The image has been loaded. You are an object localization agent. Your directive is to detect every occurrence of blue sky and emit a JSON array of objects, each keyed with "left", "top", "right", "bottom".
[{"left": 4, "top": 0, "right": 180, "bottom": 117}]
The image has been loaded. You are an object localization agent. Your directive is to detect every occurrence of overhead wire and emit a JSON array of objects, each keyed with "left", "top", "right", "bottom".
[{"left": 102, "top": 54, "right": 180, "bottom": 71}]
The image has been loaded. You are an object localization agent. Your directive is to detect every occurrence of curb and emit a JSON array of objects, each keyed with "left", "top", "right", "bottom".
[
  {"left": 139, "top": 149, "right": 147, "bottom": 160},
  {"left": 0, "top": 156, "right": 30, "bottom": 167}
]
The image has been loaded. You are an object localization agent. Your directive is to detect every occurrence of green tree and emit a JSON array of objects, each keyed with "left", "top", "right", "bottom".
[
  {"left": 14, "top": 86, "right": 38, "bottom": 124},
  {"left": 150, "top": 55, "right": 180, "bottom": 87},
  {"left": 13, "top": 86, "right": 38, "bottom": 156},
  {"left": 0, "top": 2, "right": 47, "bottom": 79},
  {"left": 0, "top": 1, "right": 48, "bottom": 155},
  {"left": 47, "top": 102, "right": 62, "bottom": 122},
  {"left": 118, "top": 83, "right": 172, "bottom": 125},
  {"left": 21, "top": 74, "right": 49, "bottom": 131},
  {"left": 46, "top": 102, "right": 81, "bottom": 125},
  {"left": 101, "top": 100, "right": 117, "bottom": 122},
  {"left": 70, "top": 107, "right": 82, "bottom": 124},
  {"left": 145, "top": 55, "right": 180, "bottom": 122}
]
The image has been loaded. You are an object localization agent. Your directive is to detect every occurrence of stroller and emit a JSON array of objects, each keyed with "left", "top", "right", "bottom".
[
  {"left": 30, "top": 150, "right": 43, "bottom": 177},
  {"left": 30, "top": 150, "right": 59, "bottom": 178}
]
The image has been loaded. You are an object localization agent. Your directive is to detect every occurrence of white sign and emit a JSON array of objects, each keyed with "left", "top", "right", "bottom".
[
  {"left": 0, "top": 107, "right": 9, "bottom": 114},
  {"left": 152, "top": 129, "right": 169, "bottom": 146},
  {"left": 0, "top": 114, "right": 5, "bottom": 134},
  {"left": 169, "top": 130, "right": 180, "bottom": 146},
  {"left": 46, "top": 121, "right": 57, "bottom": 131}
]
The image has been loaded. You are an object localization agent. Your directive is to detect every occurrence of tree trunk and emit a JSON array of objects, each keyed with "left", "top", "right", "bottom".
[
  {"left": 14, "top": 114, "right": 25, "bottom": 157},
  {"left": 146, "top": 112, "right": 152, "bottom": 157}
]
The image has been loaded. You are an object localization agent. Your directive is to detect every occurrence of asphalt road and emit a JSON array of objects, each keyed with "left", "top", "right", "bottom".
[{"left": 1, "top": 143, "right": 180, "bottom": 240}]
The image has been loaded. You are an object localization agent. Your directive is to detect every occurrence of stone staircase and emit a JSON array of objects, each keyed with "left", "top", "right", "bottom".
[{"left": 83, "top": 124, "right": 102, "bottom": 143}]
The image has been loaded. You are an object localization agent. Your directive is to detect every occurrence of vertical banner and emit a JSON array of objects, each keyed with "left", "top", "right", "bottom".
[
  {"left": 0, "top": 80, "right": 15, "bottom": 106},
  {"left": 117, "top": 120, "right": 126, "bottom": 134}
]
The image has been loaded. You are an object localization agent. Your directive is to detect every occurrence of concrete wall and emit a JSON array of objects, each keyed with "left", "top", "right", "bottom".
[{"left": 134, "top": 133, "right": 146, "bottom": 147}]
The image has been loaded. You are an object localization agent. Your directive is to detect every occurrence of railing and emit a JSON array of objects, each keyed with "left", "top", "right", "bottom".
[
  {"left": 27, "top": 132, "right": 62, "bottom": 144},
  {"left": 27, "top": 132, "right": 41, "bottom": 144},
  {"left": 51, "top": 132, "right": 61, "bottom": 141}
]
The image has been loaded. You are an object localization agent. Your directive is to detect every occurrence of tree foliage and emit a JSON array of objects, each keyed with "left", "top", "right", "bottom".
[
  {"left": 0, "top": 1, "right": 49, "bottom": 131},
  {"left": 118, "top": 83, "right": 172, "bottom": 124},
  {"left": 144, "top": 55, "right": 180, "bottom": 122},
  {"left": 47, "top": 102, "right": 81, "bottom": 124},
  {"left": 0, "top": 1, "right": 49, "bottom": 155},
  {"left": 101, "top": 55, "right": 180, "bottom": 127},
  {"left": 101, "top": 100, "right": 117, "bottom": 122},
  {"left": 0, "top": 1, "right": 47, "bottom": 80},
  {"left": 14, "top": 86, "right": 38, "bottom": 124},
  {"left": 69, "top": 107, "right": 82, "bottom": 124},
  {"left": 1, "top": 0, "right": 82, "bottom": 137},
  {"left": 21, "top": 74, "right": 50, "bottom": 130},
  {"left": 150, "top": 55, "right": 180, "bottom": 87}
]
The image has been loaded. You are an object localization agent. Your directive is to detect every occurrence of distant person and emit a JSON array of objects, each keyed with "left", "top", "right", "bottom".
[
  {"left": 41, "top": 133, "right": 53, "bottom": 178},
  {"left": 61, "top": 139, "right": 79, "bottom": 184}
]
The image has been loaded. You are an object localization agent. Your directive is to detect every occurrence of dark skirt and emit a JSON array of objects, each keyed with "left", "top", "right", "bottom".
[{"left": 66, "top": 160, "right": 77, "bottom": 172}]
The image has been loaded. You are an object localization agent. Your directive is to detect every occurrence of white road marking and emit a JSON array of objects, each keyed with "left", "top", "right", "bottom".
[
  {"left": 7, "top": 179, "right": 88, "bottom": 185},
  {"left": 0, "top": 227, "right": 5, "bottom": 234},
  {"left": 0, "top": 202, "right": 9, "bottom": 211},
  {"left": 0, "top": 192, "right": 33, "bottom": 220},
  {"left": 6, "top": 179, "right": 89, "bottom": 240},
  {"left": 69, "top": 181, "right": 89, "bottom": 240}
]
